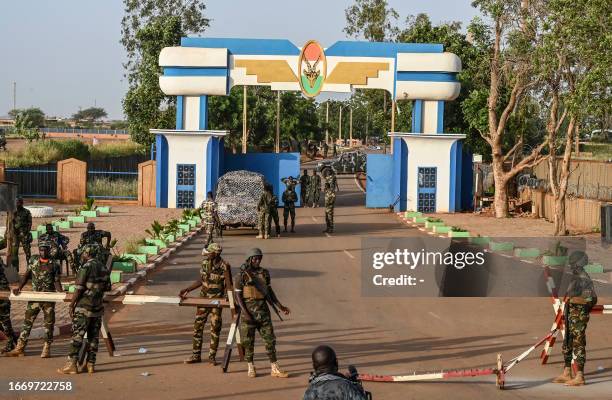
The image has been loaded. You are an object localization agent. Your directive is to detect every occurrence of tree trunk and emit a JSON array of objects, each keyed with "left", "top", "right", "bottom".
[
  {"left": 553, "top": 195, "right": 566, "bottom": 235},
  {"left": 552, "top": 117, "right": 575, "bottom": 236},
  {"left": 492, "top": 153, "right": 509, "bottom": 217}
]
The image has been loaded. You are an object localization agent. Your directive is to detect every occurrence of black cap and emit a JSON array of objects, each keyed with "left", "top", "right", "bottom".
[{"left": 312, "top": 345, "right": 338, "bottom": 373}]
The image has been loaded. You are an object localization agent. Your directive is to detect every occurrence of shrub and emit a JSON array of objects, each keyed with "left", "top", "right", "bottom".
[
  {"left": 0, "top": 139, "right": 90, "bottom": 167},
  {"left": 87, "top": 178, "right": 137, "bottom": 198},
  {"left": 89, "top": 141, "right": 147, "bottom": 159}
]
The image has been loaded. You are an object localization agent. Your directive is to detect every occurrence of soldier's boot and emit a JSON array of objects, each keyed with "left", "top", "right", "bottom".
[
  {"left": 86, "top": 362, "right": 95, "bottom": 374},
  {"left": 270, "top": 362, "right": 289, "bottom": 378},
  {"left": 57, "top": 358, "right": 79, "bottom": 374},
  {"left": 256, "top": 235, "right": 263, "bottom": 239},
  {"left": 208, "top": 355, "right": 217, "bottom": 366},
  {"left": 184, "top": 354, "right": 202, "bottom": 364},
  {"left": 564, "top": 371, "right": 585, "bottom": 386},
  {"left": 247, "top": 362, "right": 257, "bottom": 378},
  {"left": 40, "top": 342, "right": 51, "bottom": 358},
  {"left": 5, "top": 339, "right": 26, "bottom": 357},
  {"left": 552, "top": 367, "right": 573, "bottom": 383}
]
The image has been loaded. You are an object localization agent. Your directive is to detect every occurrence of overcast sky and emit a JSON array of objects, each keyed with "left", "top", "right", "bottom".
[{"left": 0, "top": 1, "right": 480, "bottom": 120}]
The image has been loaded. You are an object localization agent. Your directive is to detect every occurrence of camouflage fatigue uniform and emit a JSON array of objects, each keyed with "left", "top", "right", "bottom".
[
  {"left": 303, "top": 373, "right": 369, "bottom": 400},
  {"left": 267, "top": 194, "right": 281, "bottom": 236},
  {"left": 235, "top": 264, "right": 277, "bottom": 363},
  {"left": 0, "top": 254, "right": 17, "bottom": 352},
  {"left": 201, "top": 200, "right": 218, "bottom": 247},
  {"left": 324, "top": 174, "right": 337, "bottom": 232},
  {"left": 309, "top": 174, "right": 321, "bottom": 207},
  {"left": 281, "top": 177, "right": 299, "bottom": 192},
  {"left": 563, "top": 268, "right": 597, "bottom": 372},
  {"left": 17, "top": 256, "right": 61, "bottom": 345},
  {"left": 191, "top": 257, "right": 229, "bottom": 359},
  {"left": 39, "top": 231, "right": 69, "bottom": 260},
  {"left": 75, "top": 230, "right": 111, "bottom": 268},
  {"left": 68, "top": 256, "right": 111, "bottom": 364},
  {"left": 11, "top": 206, "right": 32, "bottom": 269},
  {"left": 257, "top": 191, "right": 273, "bottom": 238},
  {"left": 282, "top": 189, "right": 297, "bottom": 231},
  {"left": 299, "top": 175, "right": 310, "bottom": 205}
]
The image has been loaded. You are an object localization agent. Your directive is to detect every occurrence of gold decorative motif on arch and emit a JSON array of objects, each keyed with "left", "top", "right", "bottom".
[
  {"left": 234, "top": 59, "right": 297, "bottom": 83},
  {"left": 326, "top": 62, "right": 389, "bottom": 85}
]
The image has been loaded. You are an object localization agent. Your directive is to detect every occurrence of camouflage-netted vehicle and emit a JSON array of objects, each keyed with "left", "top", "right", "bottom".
[
  {"left": 316, "top": 150, "right": 366, "bottom": 175},
  {"left": 216, "top": 170, "right": 267, "bottom": 228}
]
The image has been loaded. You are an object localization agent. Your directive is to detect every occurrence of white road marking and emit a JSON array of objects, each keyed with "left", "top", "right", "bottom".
[
  {"left": 428, "top": 312, "right": 442, "bottom": 320},
  {"left": 343, "top": 250, "right": 355, "bottom": 259},
  {"left": 500, "top": 254, "right": 513, "bottom": 258}
]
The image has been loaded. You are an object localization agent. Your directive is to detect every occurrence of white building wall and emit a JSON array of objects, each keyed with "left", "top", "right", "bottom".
[
  {"left": 165, "top": 134, "right": 209, "bottom": 208},
  {"left": 403, "top": 136, "right": 458, "bottom": 213},
  {"left": 422, "top": 101, "right": 439, "bottom": 133},
  {"left": 183, "top": 96, "right": 200, "bottom": 130}
]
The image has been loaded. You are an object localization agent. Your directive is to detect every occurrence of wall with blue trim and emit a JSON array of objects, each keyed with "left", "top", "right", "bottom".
[
  {"left": 221, "top": 153, "right": 301, "bottom": 206},
  {"left": 155, "top": 135, "right": 169, "bottom": 208},
  {"left": 392, "top": 138, "right": 408, "bottom": 212}
]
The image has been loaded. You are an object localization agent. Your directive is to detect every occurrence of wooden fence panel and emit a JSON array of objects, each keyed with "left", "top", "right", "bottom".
[
  {"left": 532, "top": 159, "right": 612, "bottom": 200},
  {"left": 531, "top": 189, "right": 603, "bottom": 231},
  {"left": 138, "top": 160, "right": 156, "bottom": 207},
  {"left": 57, "top": 158, "right": 86, "bottom": 203}
]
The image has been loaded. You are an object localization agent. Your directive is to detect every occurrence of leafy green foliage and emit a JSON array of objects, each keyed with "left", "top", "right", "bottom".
[
  {"left": 9, "top": 108, "right": 45, "bottom": 127},
  {"left": 344, "top": 0, "right": 399, "bottom": 41},
  {"left": 145, "top": 220, "right": 164, "bottom": 239},
  {"left": 0, "top": 139, "right": 90, "bottom": 167},
  {"left": 72, "top": 107, "right": 108, "bottom": 121}
]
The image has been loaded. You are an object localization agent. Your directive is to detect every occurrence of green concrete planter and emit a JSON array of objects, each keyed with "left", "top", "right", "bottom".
[
  {"left": 80, "top": 210, "right": 98, "bottom": 218},
  {"left": 178, "top": 224, "right": 191, "bottom": 232},
  {"left": 433, "top": 225, "right": 451, "bottom": 233},
  {"left": 68, "top": 285, "right": 76, "bottom": 293},
  {"left": 425, "top": 221, "right": 445, "bottom": 229},
  {"left": 110, "top": 271, "right": 122, "bottom": 284},
  {"left": 138, "top": 245, "right": 158, "bottom": 255},
  {"left": 96, "top": 206, "right": 111, "bottom": 213},
  {"left": 112, "top": 260, "right": 137, "bottom": 273},
  {"left": 31, "top": 230, "right": 39, "bottom": 240},
  {"left": 543, "top": 255, "right": 568, "bottom": 266},
  {"left": 448, "top": 231, "right": 471, "bottom": 238},
  {"left": 405, "top": 211, "right": 422, "bottom": 218},
  {"left": 469, "top": 236, "right": 491, "bottom": 246},
  {"left": 163, "top": 234, "right": 175, "bottom": 243},
  {"left": 413, "top": 217, "right": 428, "bottom": 224},
  {"left": 145, "top": 238, "right": 167, "bottom": 249},
  {"left": 191, "top": 216, "right": 202, "bottom": 224},
  {"left": 37, "top": 224, "right": 58, "bottom": 233},
  {"left": 489, "top": 241, "right": 514, "bottom": 252},
  {"left": 513, "top": 248, "right": 541, "bottom": 258},
  {"left": 123, "top": 253, "right": 147, "bottom": 264},
  {"left": 584, "top": 263, "right": 604, "bottom": 274},
  {"left": 67, "top": 215, "right": 86, "bottom": 224},
  {"left": 175, "top": 229, "right": 184, "bottom": 237},
  {"left": 186, "top": 220, "right": 197, "bottom": 228},
  {"left": 53, "top": 220, "right": 73, "bottom": 229}
]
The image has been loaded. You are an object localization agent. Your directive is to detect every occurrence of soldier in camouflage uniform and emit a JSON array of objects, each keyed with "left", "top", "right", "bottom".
[
  {"left": 39, "top": 223, "right": 72, "bottom": 273},
  {"left": 299, "top": 170, "right": 310, "bottom": 206},
  {"left": 179, "top": 242, "right": 230, "bottom": 365},
  {"left": 282, "top": 186, "right": 297, "bottom": 233},
  {"left": 267, "top": 185, "right": 281, "bottom": 238},
  {"left": 552, "top": 251, "right": 597, "bottom": 386},
  {"left": 234, "top": 248, "right": 290, "bottom": 378},
  {"left": 200, "top": 192, "right": 220, "bottom": 247},
  {"left": 0, "top": 238, "right": 18, "bottom": 355},
  {"left": 74, "top": 222, "right": 111, "bottom": 271},
  {"left": 7, "top": 243, "right": 62, "bottom": 358},
  {"left": 257, "top": 185, "right": 274, "bottom": 239},
  {"left": 58, "top": 245, "right": 111, "bottom": 374},
  {"left": 303, "top": 345, "right": 370, "bottom": 400},
  {"left": 11, "top": 197, "right": 32, "bottom": 270},
  {"left": 323, "top": 170, "right": 338, "bottom": 233},
  {"left": 281, "top": 176, "right": 299, "bottom": 192},
  {"left": 309, "top": 171, "right": 321, "bottom": 208}
]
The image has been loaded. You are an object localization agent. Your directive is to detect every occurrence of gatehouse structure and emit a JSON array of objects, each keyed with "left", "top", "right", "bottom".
[{"left": 153, "top": 38, "right": 471, "bottom": 212}]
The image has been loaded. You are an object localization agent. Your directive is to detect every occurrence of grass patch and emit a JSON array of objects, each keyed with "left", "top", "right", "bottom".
[
  {"left": 87, "top": 177, "right": 137, "bottom": 198},
  {"left": 580, "top": 143, "right": 612, "bottom": 160},
  {"left": 0, "top": 139, "right": 147, "bottom": 167}
]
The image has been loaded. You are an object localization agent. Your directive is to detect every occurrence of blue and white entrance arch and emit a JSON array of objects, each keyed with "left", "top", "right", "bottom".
[{"left": 153, "top": 37, "right": 469, "bottom": 211}]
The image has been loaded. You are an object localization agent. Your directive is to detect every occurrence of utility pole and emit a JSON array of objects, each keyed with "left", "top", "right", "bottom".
[
  {"left": 325, "top": 101, "right": 329, "bottom": 145},
  {"left": 242, "top": 86, "right": 248, "bottom": 154},
  {"left": 349, "top": 108, "right": 353, "bottom": 146},
  {"left": 275, "top": 90, "right": 280, "bottom": 153},
  {"left": 12, "top": 82, "right": 16, "bottom": 111},
  {"left": 338, "top": 107, "right": 343, "bottom": 142}
]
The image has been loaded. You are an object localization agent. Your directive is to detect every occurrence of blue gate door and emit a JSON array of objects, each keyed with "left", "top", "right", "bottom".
[
  {"left": 176, "top": 164, "right": 196, "bottom": 208},
  {"left": 366, "top": 154, "right": 395, "bottom": 208},
  {"left": 417, "top": 167, "right": 437, "bottom": 213}
]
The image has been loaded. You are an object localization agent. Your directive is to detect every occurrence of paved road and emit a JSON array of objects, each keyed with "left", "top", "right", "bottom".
[{"left": 3, "top": 174, "right": 611, "bottom": 400}]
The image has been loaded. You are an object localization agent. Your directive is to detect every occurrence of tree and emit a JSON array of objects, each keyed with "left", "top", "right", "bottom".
[
  {"left": 121, "top": 0, "right": 209, "bottom": 145},
  {"left": 470, "top": 0, "right": 548, "bottom": 218},
  {"left": 12, "top": 111, "right": 42, "bottom": 142},
  {"left": 72, "top": 107, "right": 108, "bottom": 121},
  {"left": 535, "top": 0, "right": 611, "bottom": 235},
  {"left": 8, "top": 108, "right": 45, "bottom": 127}
]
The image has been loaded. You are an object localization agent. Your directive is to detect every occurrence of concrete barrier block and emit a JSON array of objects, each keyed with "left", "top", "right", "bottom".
[
  {"left": 145, "top": 238, "right": 167, "bottom": 249},
  {"left": 584, "top": 263, "right": 604, "bottom": 273},
  {"left": 433, "top": 225, "right": 451, "bottom": 233},
  {"left": 469, "top": 236, "right": 491, "bottom": 245},
  {"left": 112, "top": 260, "right": 137, "bottom": 273},
  {"left": 80, "top": 210, "right": 98, "bottom": 218},
  {"left": 96, "top": 206, "right": 111, "bottom": 213},
  {"left": 123, "top": 253, "right": 147, "bottom": 264},
  {"left": 543, "top": 255, "right": 568, "bottom": 266},
  {"left": 513, "top": 248, "right": 541, "bottom": 258},
  {"left": 138, "top": 245, "right": 159, "bottom": 255},
  {"left": 67, "top": 215, "right": 86, "bottom": 223},
  {"left": 448, "top": 231, "right": 471, "bottom": 238},
  {"left": 405, "top": 211, "right": 422, "bottom": 218},
  {"left": 489, "top": 241, "right": 514, "bottom": 252}
]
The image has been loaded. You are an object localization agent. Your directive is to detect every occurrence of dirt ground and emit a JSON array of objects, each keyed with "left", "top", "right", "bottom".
[{"left": 1, "top": 202, "right": 183, "bottom": 273}]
